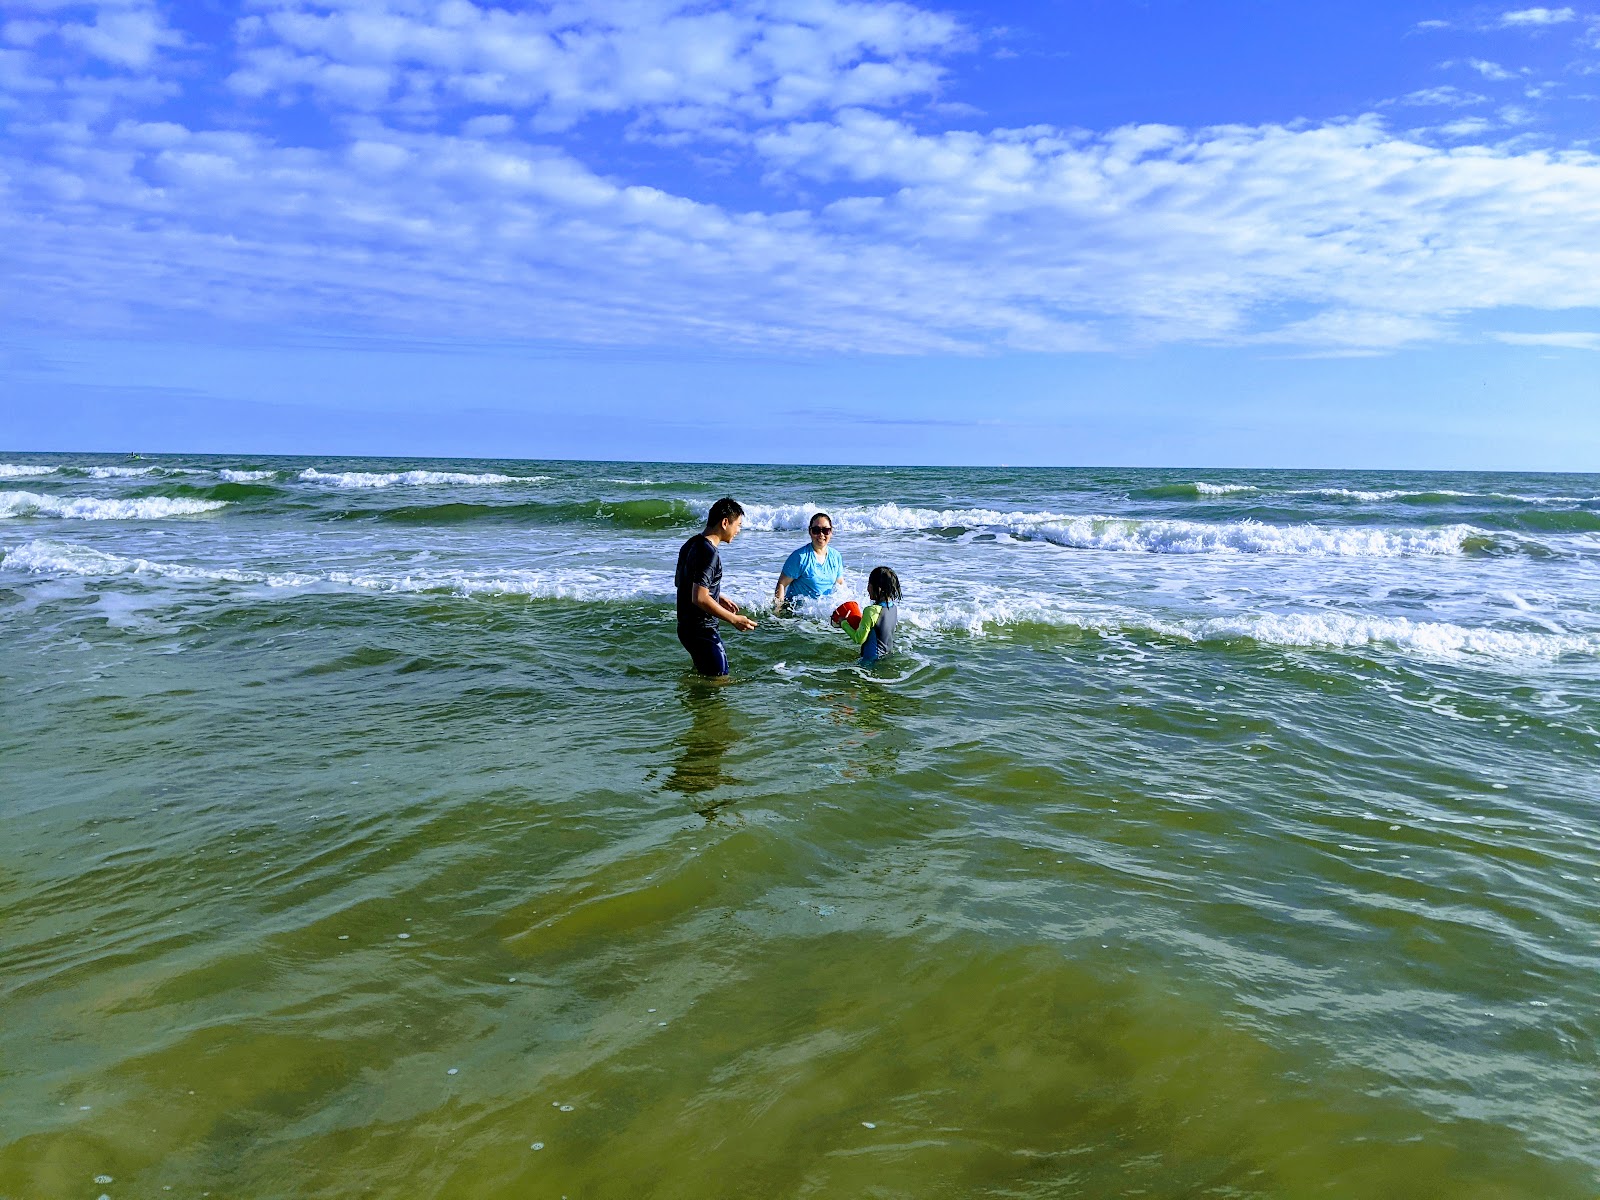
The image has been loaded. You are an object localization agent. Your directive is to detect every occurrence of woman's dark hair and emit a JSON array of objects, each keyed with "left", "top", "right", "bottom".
[
  {"left": 706, "top": 496, "right": 744, "bottom": 528},
  {"left": 810, "top": 511, "right": 832, "bottom": 531},
  {"left": 867, "top": 566, "right": 901, "bottom": 602}
]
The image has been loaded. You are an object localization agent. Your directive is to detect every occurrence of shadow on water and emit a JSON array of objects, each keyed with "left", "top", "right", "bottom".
[{"left": 662, "top": 677, "right": 742, "bottom": 813}]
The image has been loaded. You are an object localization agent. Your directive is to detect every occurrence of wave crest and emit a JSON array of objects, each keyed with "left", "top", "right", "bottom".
[
  {"left": 0, "top": 492, "right": 229, "bottom": 520},
  {"left": 298, "top": 468, "right": 550, "bottom": 488},
  {"left": 1023, "top": 517, "right": 1488, "bottom": 556}
]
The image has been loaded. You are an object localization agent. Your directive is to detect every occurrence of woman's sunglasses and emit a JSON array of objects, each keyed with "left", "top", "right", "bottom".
[{"left": 809, "top": 526, "right": 832, "bottom": 535}]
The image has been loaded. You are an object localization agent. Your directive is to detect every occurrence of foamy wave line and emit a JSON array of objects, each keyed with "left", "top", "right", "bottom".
[
  {"left": 1024, "top": 517, "right": 1487, "bottom": 556},
  {"left": 218, "top": 469, "right": 278, "bottom": 482},
  {"left": 741, "top": 501, "right": 1077, "bottom": 533},
  {"left": 85, "top": 465, "right": 161, "bottom": 478},
  {"left": 0, "top": 540, "right": 667, "bottom": 600},
  {"left": 904, "top": 597, "right": 1596, "bottom": 661},
  {"left": 742, "top": 504, "right": 1493, "bottom": 555},
  {"left": 1187, "top": 612, "right": 1598, "bottom": 659},
  {"left": 1198, "top": 484, "right": 1600, "bottom": 505},
  {"left": 2, "top": 541, "right": 260, "bottom": 581},
  {"left": 0, "top": 464, "right": 58, "bottom": 478},
  {"left": 5, "top": 540, "right": 1590, "bottom": 663},
  {"left": 0, "top": 492, "right": 228, "bottom": 520},
  {"left": 298, "top": 468, "right": 550, "bottom": 488}
]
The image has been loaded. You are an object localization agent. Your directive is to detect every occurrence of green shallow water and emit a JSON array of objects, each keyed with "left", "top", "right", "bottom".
[
  {"left": 2, "top": 457, "right": 1599, "bottom": 1197},
  {"left": 4, "top": 591, "right": 1597, "bottom": 1198}
]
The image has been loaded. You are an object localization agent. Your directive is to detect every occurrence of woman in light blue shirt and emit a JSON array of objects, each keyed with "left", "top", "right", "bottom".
[{"left": 773, "top": 511, "right": 843, "bottom": 609}]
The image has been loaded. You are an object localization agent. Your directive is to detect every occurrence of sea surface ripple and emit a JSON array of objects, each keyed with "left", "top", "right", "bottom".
[{"left": 1, "top": 455, "right": 1597, "bottom": 1198}]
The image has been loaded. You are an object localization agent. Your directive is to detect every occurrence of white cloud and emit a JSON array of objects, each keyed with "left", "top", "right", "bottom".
[
  {"left": 59, "top": 4, "right": 181, "bottom": 68},
  {"left": 753, "top": 111, "right": 1600, "bottom": 346},
  {"left": 7, "top": 102, "right": 1600, "bottom": 357},
  {"left": 1499, "top": 7, "right": 1577, "bottom": 25},
  {"left": 1491, "top": 330, "right": 1600, "bottom": 348},
  {"left": 1464, "top": 58, "right": 1519, "bottom": 80},
  {"left": 4, "top": 0, "right": 1600, "bottom": 358},
  {"left": 1390, "top": 86, "right": 1488, "bottom": 107},
  {"left": 1432, "top": 116, "right": 1496, "bottom": 138},
  {"left": 228, "top": 0, "right": 964, "bottom": 124}
]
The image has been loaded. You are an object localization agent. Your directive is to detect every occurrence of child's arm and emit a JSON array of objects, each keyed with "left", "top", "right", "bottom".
[{"left": 843, "top": 603, "right": 881, "bottom": 646}]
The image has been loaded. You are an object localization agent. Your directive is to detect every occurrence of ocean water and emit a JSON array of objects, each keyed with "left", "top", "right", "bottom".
[{"left": 2, "top": 453, "right": 1597, "bottom": 1198}]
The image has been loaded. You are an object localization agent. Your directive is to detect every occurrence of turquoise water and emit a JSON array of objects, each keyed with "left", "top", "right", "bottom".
[{"left": 2, "top": 454, "right": 1597, "bottom": 1197}]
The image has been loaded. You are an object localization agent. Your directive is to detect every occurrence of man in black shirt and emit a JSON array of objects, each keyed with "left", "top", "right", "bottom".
[{"left": 675, "top": 496, "right": 758, "bottom": 676}]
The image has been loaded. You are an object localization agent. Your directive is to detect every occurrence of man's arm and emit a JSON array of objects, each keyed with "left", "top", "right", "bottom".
[{"left": 696, "top": 585, "right": 756, "bottom": 631}]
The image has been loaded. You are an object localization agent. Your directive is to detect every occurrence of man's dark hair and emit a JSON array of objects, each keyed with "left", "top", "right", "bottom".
[
  {"left": 868, "top": 566, "right": 901, "bottom": 602},
  {"left": 706, "top": 496, "right": 744, "bottom": 529}
]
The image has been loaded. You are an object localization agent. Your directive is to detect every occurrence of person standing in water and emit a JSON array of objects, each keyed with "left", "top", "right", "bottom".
[
  {"left": 833, "top": 566, "right": 900, "bottom": 665},
  {"left": 773, "top": 511, "right": 843, "bottom": 610},
  {"left": 676, "top": 497, "right": 758, "bottom": 677}
]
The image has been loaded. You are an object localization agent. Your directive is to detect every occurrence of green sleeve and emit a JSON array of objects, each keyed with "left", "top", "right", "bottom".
[{"left": 844, "top": 604, "right": 882, "bottom": 646}]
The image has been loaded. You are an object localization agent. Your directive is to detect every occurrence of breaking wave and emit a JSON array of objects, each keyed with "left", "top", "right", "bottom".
[
  {"left": 902, "top": 596, "right": 1598, "bottom": 662},
  {"left": 1020, "top": 517, "right": 1495, "bottom": 556},
  {"left": 6, "top": 538, "right": 1591, "bottom": 665},
  {"left": 743, "top": 503, "right": 1502, "bottom": 556},
  {"left": 0, "top": 492, "right": 229, "bottom": 520},
  {"left": 0, "top": 464, "right": 58, "bottom": 479},
  {"left": 0, "top": 540, "right": 667, "bottom": 601},
  {"left": 298, "top": 468, "right": 550, "bottom": 488}
]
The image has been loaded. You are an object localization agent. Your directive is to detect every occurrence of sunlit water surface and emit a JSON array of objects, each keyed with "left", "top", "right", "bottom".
[{"left": 2, "top": 456, "right": 1597, "bottom": 1197}]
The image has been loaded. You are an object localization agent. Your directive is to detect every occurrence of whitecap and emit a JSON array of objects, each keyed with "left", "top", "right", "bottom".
[
  {"left": 1020, "top": 517, "right": 1485, "bottom": 556},
  {"left": 0, "top": 539, "right": 256, "bottom": 580},
  {"left": 0, "top": 492, "right": 227, "bottom": 520},
  {"left": 0, "top": 464, "right": 58, "bottom": 478},
  {"left": 218, "top": 469, "right": 278, "bottom": 482},
  {"left": 739, "top": 501, "right": 1077, "bottom": 533},
  {"left": 297, "top": 468, "right": 549, "bottom": 488},
  {"left": 85, "top": 465, "right": 161, "bottom": 478}
]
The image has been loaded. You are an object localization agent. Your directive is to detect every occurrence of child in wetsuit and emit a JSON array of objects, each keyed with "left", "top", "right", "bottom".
[{"left": 834, "top": 566, "right": 900, "bottom": 664}]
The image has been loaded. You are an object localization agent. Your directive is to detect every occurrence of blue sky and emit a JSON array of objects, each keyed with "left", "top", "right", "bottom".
[{"left": 2, "top": 0, "right": 1597, "bottom": 467}]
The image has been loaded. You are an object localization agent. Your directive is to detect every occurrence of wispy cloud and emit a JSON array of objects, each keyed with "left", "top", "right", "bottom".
[
  {"left": 1499, "top": 7, "right": 1578, "bottom": 26},
  {"left": 1491, "top": 330, "right": 1600, "bottom": 348},
  {"left": 2, "top": 0, "right": 1599, "bottom": 358}
]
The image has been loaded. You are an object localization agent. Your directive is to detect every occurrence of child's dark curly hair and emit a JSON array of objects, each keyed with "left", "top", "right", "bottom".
[{"left": 867, "top": 566, "right": 901, "bottom": 603}]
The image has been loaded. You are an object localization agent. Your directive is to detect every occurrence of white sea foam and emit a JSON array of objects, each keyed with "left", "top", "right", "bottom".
[
  {"left": 0, "top": 539, "right": 665, "bottom": 600},
  {"left": 1024, "top": 517, "right": 1484, "bottom": 556},
  {"left": 1186, "top": 612, "right": 1599, "bottom": 660},
  {"left": 901, "top": 593, "right": 1597, "bottom": 661},
  {"left": 298, "top": 468, "right": 549, "bottom": 488},
  {"left": 6, "top": 538, "right": 1589, "bottom": 663},
  {"left": 742, "top": 503, "right": 1492, "bottom": 555},
  {"left": 0, "top": 464, "right": 58, "bottom": 478},
  {"left": 319, "top": 568, "right": 666, "bottom": 600},
  {"left": 85, "top": 466, "right": 161, "bottom": 478},
  {"left": 218, "top": 469, "right": 278, "bottom": 482},
  {"left": 1183, "top": 483, "right": 1598, "bottom": 506},
  {"left": 0, "top": 492, "right": 228, "bottom": 520},
  {"left": 1, "top": 540, "right": 257, "bottom": 581},
  {"left": 740, "top": 501, "right": 1076, "bottom": 533}
]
